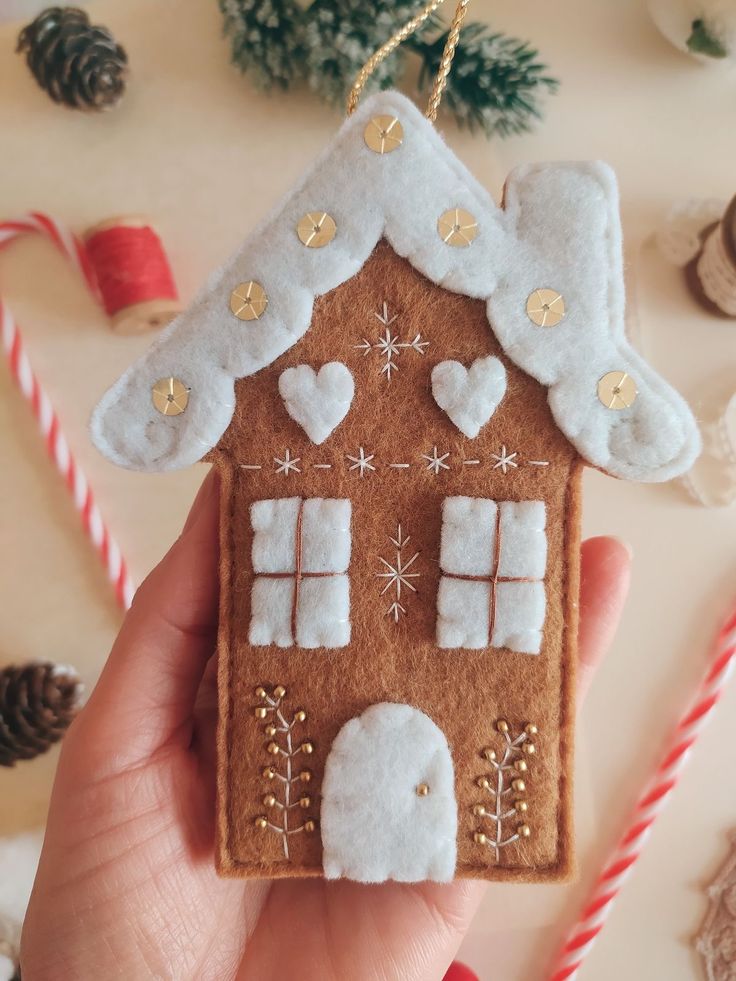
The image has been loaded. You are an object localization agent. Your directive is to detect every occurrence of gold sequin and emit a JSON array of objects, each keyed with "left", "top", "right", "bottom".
[
  {"left": 297, "top": 211, "right": 336, "bottom": 248},
  {"left": 598, "top": 371, "right": 638, "bottom": 410},
  {"left": 151, "top": 377, "right": 189, "bottom": 416},
  {"left": 229, "top": 281, "right": 268, "bottom": 321},
  {"left": 364, "top": 115, "right": 403, "bottom": 153},
  {"left": 526, "top": 288, "right": 565, "bottom": 327},
  {"left": 437, "top": 208, "right": 478, "bottom": 247},
  {"left": 416, "top": 783, "right": 430, "bottom": 797}
]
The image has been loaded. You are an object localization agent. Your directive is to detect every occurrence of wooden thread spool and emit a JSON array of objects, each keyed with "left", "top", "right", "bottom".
[
  {"left": 83, "top": 216, "right": 181, "bottom": 334},
  {"left": 686, "top": 194, "right": 736, "bottom": 319}
]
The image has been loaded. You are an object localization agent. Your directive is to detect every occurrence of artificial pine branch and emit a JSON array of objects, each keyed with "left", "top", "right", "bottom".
[
  {"left": 219, "top": 0, "right": 305, "bottom": 90},
  {"left": 411, "top": 23, "right": 558, "bottom": 137},
  {"left": 218, "top": 0, "right": 558, "bottom": 138},
  {"left": 0, "top": 662, "right": 82, "bottom": 767}
]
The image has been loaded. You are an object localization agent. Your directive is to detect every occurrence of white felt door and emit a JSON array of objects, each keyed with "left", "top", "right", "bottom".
[{"left": 321, "top": 702, "right": 457, "bottom": 883}]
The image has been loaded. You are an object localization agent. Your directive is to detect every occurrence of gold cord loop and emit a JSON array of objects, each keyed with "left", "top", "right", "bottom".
[
  {"left": 346, "top": 0, "right": 471, "bottom": 121},
  {"left": 426, "top": 0, "right": 471, "bottom": 122}
]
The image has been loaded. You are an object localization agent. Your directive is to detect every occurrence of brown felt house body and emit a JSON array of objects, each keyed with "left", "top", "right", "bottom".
[{"left": 91, "top": 92, "right": 700, "bottom": 884}]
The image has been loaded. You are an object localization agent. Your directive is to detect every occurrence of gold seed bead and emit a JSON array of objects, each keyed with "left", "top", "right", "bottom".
[
  {"left": 254, "top": 686, "right": 267, "bottom": 699},
  {"left": 474, "top": 831, "right": 487, "bottom": 845},
  {"left": 264, "top": 724, "right": 277, "bottom": 737},
  {"left": 518, "top": 824, "right": 532, "bottom": 838},
  {"left": 416, "top": 783, "right": 430, "bottom": 797},
  {"left": 515, "top": 800, "right": 528, "bottom": 813},
  {"left": 525, "top": 723, "right": 538, "bottom": 736},
  {"left": 472, "top": 804, "right": 487, "bottom": 817},
  {"left": 512, "top": 778, "right": 526, "bottom": 793},
  {"left": 301, "top": 741, "right": 314, "bottom": 755},
  {"left": 482, "top": 748, "right": 496, "bottom": 762},
  {"left": 254, "top": 706, "right": 268, "bottom": 719},
  {"left": 254, "top": 816, "right": 268, "bottom": 829},
  {"left": 299, "top": 796, "right": 311, "bottom": 809},
  {"left": 523, "top": 742, "right": 536, "bottom": 755},
  {"left": 496, "top": 719, "right": 509, "bottom": 733},
  {"left": 294, "top": 710, "right": 307, "bottom": 723},
  {"left": 262, "top": 766, "right": 275, "bottom": 780},
  {"left": 273, "top": 685, "right": 286, "bottom": 699},
  {"left": 263, "top": 793, "right": 277, "bottom": 808},
  {"left": 514, "top": 759, "right": 528, "bottom": 773},
  {"left": 299, "top": 769, "right": 312, "bottom": 783},
  {"left": 304, "top": 819, "right": 316, "bottom": 833},
  {"left": 267, "top": 741, "right": 280, "bottom": 755},
  {"left": 477, "top": 776, "right": 490, "bottom": 790}
]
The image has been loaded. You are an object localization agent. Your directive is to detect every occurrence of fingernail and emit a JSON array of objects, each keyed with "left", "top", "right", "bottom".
[{"left": 612, "top": 537, "right": 633, "bottom": 560}]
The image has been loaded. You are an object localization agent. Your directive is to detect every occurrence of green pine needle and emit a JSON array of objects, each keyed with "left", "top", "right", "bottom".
[
  {"left": 219, "top": 0, "right": 304, "bottom": 90},
  {"left": 411, "top": 23, "right": 558, "bottom": 137}
]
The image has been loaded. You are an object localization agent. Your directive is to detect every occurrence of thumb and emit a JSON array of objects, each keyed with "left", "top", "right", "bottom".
[{"left": 71, "top": 469, "right": 220, "bottom": 774}]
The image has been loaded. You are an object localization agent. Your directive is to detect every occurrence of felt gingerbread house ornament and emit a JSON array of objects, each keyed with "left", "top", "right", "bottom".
[{"left": 91, "top": 86, "right": 700, "bottom": 883}]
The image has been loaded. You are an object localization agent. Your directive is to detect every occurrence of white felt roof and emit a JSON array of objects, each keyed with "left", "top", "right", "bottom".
[{"left": 91, "top": 91, "right": 700, "bottom": 482}]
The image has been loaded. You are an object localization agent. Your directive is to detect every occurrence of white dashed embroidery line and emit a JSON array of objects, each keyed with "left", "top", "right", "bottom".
[
  {"left": 312, "top": 463, "right": 332, "bottom": 469},
  {"left": 274, "top": 450, "right": 301, "bottom": 475},
  {"left": 347, "top": 447, "right": 376, "bottom": 476},
  {"left": 388, "top": 462, "right": 411, "bottom": 469},
  {"left": 422, "top": 446, "right": 451, "bottom": 474},
  {"left": 528, "top": 460, "right": 550, "bottom": 467},
  {"left": 354, "top": 302, "right": 429, "bottom": 380},
  {"left": 376, "top": 523, "right": 420, "bottom": 622},
  {"left": 240, "top": 463, "right": 263, "bottom": 470},
  {"left": 463, "top": 459, "right": 481, "bottom": 466}
]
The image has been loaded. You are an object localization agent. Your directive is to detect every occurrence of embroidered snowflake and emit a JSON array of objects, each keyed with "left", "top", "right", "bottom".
[
  {"left": 376, "top": 524, "right": 420, "bottom": 622},
  {"left": 354, "top": 303, "right": 429, "bottom": 381},
  {"left": 422, "top": 446, "right": 450, "bottom": 474},
  {"left": 274, "top": 449, "right": 301, "bottom": 475},
  {"left": 346, "top": 447, "right": 376, "bottom": 477},
  {"left": 491, "top": 446, "right": 518, "bottom": 474}
]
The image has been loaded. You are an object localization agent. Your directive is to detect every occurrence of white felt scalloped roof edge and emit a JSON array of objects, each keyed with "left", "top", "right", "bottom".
[{"left": 90, "top": 91, "right": 700, "bottom": 482}]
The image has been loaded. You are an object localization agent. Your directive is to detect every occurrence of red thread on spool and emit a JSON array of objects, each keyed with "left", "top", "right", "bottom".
[{"left": 83, "top": 217, "right": 181, "bottom": 333}]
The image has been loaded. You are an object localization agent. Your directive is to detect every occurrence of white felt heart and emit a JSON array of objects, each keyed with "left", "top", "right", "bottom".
[
  {"left": 431, "top": 355, "right": 507, "bottom": 438},
  {"left": 278, "top": 362, "right": 354, "bottom": 445}
]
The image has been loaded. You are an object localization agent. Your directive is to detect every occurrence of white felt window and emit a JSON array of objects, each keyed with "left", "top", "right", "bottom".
[
  {"left": 436, "top": 497, "right": 547, "bottom": 654},
  {"left": 249, "top": 497, "right": 351, "bottom": 649}
]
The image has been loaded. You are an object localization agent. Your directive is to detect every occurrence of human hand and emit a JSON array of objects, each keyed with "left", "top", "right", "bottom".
[{"left": 21, "top": 472, "right": 630, "bottom": 981}]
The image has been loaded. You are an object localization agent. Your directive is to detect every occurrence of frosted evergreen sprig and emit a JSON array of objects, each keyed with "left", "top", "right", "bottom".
[
  {"left": 411, "top": 23, "right": 559, "bottom": 137},
  {"left": 218, "top": 0, "right": 559, "bottom": 139},
  {"left": 219, "top": 0, "right": 304, "bottom": 90}
]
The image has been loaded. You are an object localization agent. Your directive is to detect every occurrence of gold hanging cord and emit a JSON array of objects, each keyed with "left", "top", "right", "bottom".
[{"left": 346, "top": 0, "right": 471, "bottom": 120}]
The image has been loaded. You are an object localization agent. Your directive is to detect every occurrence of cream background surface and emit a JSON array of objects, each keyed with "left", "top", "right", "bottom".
[{"left": 0, "top": 1, "right": 734, "bottom": 979}]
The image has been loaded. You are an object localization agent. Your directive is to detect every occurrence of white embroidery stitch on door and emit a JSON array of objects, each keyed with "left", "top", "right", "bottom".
[
  {"left": 436, "top": 497, "right": 547, "bottom": 654},
  {"left": 249, "top": 497, "right": 351, "bottom": 648}
]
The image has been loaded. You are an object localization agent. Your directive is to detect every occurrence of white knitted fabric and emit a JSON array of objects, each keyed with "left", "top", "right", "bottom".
[{"left": 91, "top": 91, "right": 700, "bottom": 482}]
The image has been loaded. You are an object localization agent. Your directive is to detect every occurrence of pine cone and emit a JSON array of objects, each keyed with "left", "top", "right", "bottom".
[
  {"left": 16, "top": 7, "right": 128, "bottom": 111},
  {"left": 0, "top": 662, "right": 82, "bottom": 767}
]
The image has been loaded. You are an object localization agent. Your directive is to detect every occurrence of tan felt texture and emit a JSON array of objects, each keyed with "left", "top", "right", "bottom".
[{"left": 213, "top": 242, "right": 581, "bottom": 883}]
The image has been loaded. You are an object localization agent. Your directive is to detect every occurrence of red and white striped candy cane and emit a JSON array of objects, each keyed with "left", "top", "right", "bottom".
[
  {"left": 0, "top": 213, "right": 135, "bottom": 610},
  {"left": 549, "top": 605, "right": 736, "bottom": 980}
]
